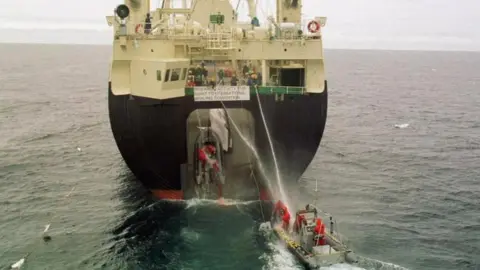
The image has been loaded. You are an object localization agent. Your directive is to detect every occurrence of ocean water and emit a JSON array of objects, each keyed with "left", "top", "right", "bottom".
[{"left": 0, "top": 43, "right": 479, "bottom": 270}]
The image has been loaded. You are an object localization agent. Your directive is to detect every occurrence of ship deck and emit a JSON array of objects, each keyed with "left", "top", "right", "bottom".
[{"left": 185, "top": 86, "right": 307, "bottom": 96}]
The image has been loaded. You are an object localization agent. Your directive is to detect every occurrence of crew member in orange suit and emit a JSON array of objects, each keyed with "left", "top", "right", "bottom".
[
  {"left": 273, "top": 200, "right": 290, "bottom": 230},
  {"left": 281, "top": 207, "right": 291, "bottom": 231},
  {"left": 294, "top": 213, "right": 306, "bottom": 233},
  {"left": 313, "top": 218, "right": 326, "bottom": 246},
  {"left": 274, "top": 200, "right": 286, "bottom": 215}
]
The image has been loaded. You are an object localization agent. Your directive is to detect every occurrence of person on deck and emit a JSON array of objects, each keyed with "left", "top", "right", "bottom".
[
  {"left": 194, "top": 65, "right": 204, "bottom": 86},
  {"left": 230, "top": 74, "right": 238, "bottom": 86},
  {"left": 144, "top": 13, "right": 152, "bottom": 34},
  {"left": 217, "top": 68, "right": 225, "bottom": 85},
  {"left": 186, "top": 80, "right": 195, "bottom": 87}
]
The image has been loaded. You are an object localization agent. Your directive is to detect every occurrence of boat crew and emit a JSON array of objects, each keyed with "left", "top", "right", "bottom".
[
  {"left": 273, "top": 200, "right": 291, "bottom": 230},
  {"left": 273, "top": 200, "right": 286, "bottom": 222},
  {"left": 280, "top": 207, "right": 291, "bottom": 231},
  {"left": 293, "top": 204, "right": 318, "bottom": 233},
  {"left": 294, "top": 212, "right": 307, "bottom": 233},
  {"left": 313, "top": 218, "right": 326, "bottom": 246},
  {"left": 274, "top": 200, "right": 285, "bottom": 213}
]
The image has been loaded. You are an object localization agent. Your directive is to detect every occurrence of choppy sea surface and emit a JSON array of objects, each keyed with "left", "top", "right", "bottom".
[{"left": 0, "top": 43, "right": 479, "bottom": 270}]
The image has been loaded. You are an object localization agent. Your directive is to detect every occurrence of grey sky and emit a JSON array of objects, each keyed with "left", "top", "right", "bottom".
[{"left": 0, "top": 0, "right": 479, "bottom": 50}]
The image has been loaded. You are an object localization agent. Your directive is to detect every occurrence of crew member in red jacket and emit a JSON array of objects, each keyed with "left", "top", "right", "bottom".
[
  {"left": 274, "top": 200, "right": 285, "bottom": 214},
  {"left": 281, "top": 207, "right": 291, "bottom": 231},
  {"left": 198, "top": 144, "right": 220, "bottom": 173},
  {"left": 313, "top": 218, "right": 326, "bottom": 246},
  {"left": 294, "top": 213, "right": 306, "bottom": 234},
  {"left": 273, "top": 200, "right": 291, "bottom": 231}
]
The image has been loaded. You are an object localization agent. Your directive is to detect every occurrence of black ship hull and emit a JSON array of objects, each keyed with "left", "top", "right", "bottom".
[{"left": 108, "top": 81, "right": 328, "bottom": 200}]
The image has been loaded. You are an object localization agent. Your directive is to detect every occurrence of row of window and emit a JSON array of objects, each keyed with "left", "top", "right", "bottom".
[{"left": 156, "top": 68, "right": 188, "bottom": 82}]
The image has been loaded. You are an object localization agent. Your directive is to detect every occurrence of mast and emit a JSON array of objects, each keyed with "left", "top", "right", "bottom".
[
  {"left": 276, "top": 0, "right": 302, "bottom": 23},
  {"left": 245, "top": 0, "right": 259, "bottom": 25}
]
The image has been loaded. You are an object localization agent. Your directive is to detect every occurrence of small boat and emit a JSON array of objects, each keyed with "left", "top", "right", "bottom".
[{"left": 264, "top": 202, "right": 359, "bottom": 269}]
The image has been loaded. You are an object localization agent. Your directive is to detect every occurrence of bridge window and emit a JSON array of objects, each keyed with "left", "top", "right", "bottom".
[
  {"left": 170, "top": 68, "right": 181, "bottom": 81},
  {"left": 164, "top": 69, "right": 170, "bottom": 82},
  {"left": 181, "top": 68, "right": 187, "bottom": 80},
  {"left": 156, "top": 70, "right": 162, "bottom": 81}
]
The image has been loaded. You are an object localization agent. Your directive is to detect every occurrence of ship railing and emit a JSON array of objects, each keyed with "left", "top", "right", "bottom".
[
  {"left": 112, "top": 21, "right": 164, "bottom": 38},
  {"left": 270, "top": 17, "right": 326, "bottom": 41},
  {"left": 113, "top": 21, "right": 208, "bottom": 40},
  {"left": 164, "top": 23, "right": 209, "bottom": 40},
  {"left": 184, "top": 86, "right": 306, "bottom": 96},
  {"left": 112, "top": 18, "right": 326, "bottom": 42},
  {"left": 253, "top": 86, "right": 306, "bottom": 95},
  {"left": 205, "top": 31, "right": 235, "bottom": 50}
]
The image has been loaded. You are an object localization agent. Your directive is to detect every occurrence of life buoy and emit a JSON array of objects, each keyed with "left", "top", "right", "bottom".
[
  {"left": 307, "top": 20, "right": 320, "bottom": 33},
  {"left": 135, "top": 24, "right": 143, "bottom": 33}
]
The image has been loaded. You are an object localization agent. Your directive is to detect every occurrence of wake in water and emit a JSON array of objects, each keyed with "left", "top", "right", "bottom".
[
  {"left": 129, "top": 95, "right": 408, "bottom": 269},
  {"left": 183, "top": 197, "right": 259, "bottom": 208},
  {"left": 106, "top": 188, "right": 410, "bottom": 270},
  {"left": 169, "top": 199, "right": 408, "bottom": 270},
  {"left": 257, "top": 221, "right": 409, "bottom": 270}
]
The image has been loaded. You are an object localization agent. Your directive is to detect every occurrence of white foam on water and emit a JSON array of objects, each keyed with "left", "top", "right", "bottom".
[
  {"left": 10, "top": 258, "right": 25, "bottom": 269},
  {"left": 358, "top": 257, "right": 410, "bottom": 270},
  {"left": 180, "top": 227, "right": 201, "bottom": 242},
  {"left": 257, "top": 223, "right": 409, "bottom": 270},
  {"left": 260, "top": 241, "right": 303, "bottom": 270},
  {"left": 393, "top": 123, "right": 409, "bottom": 129},
  {"left": 184, "top": 198, "right": 257, "bottom": 209},
  {"left": 321, "top": 264, "right": 366, "bottom": 270},
  {"left": 260, "top": 241, "right": 369, "bottom": 270}
]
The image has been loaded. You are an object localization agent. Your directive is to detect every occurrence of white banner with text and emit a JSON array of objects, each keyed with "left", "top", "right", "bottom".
[{"left": 193, "top": 86, "right": 250, "bottom": 102}]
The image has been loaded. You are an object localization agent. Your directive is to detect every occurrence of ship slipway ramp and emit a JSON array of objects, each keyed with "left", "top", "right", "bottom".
[{"left": 183, "top": 108, "right": 263, "bottom": 201}]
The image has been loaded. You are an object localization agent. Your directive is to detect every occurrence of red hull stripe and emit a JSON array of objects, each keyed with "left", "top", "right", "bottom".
[{"left": 152, "top": 190, "right": 184, "bottom": 200}]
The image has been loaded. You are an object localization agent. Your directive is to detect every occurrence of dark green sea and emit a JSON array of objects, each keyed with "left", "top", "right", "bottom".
[{"left": 1, "top": 44, "right": 479, "bottom": 270}]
